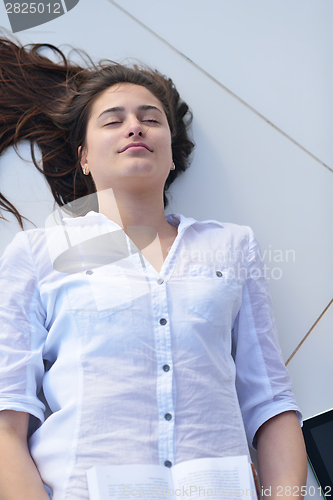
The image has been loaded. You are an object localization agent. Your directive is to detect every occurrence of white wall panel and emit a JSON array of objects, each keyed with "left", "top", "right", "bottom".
[
  {"left": 287, "top": 303, "right": 333, "bottom": 420},
  {"left": 111, "top": 0, "right": 333, "bottom": 169},
  {"left": 0, "top": 144, "right": 54, "bottom": 253}
]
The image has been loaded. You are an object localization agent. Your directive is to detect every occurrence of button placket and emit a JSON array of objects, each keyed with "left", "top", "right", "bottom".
[{"left": 152, "top": 275, "right": 175, "bottom": 467}]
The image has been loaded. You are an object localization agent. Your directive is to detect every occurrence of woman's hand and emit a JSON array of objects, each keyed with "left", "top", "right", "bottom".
[
  {"left": 256, "top": 410, "right": 307, "bottom": 500},
  {"left": 0, "top": 410, "right": 50, "bottom": 500}
]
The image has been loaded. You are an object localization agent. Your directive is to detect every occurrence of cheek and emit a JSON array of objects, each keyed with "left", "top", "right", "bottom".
[
  {"left": 87, "top": 134, "right": 114, "bottom": 158},
  {"left": 158, "top": 141, "right": 172, "bottom": 163},
  {"left": 159, "top": 133, "right": 172, "bottom": 155}
]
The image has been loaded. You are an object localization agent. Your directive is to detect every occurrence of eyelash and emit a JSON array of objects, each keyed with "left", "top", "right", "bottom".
[{"left": 104, "top": 119, "right": 159, "bottom": 126}]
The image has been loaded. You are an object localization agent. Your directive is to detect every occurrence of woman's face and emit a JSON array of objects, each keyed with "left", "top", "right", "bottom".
[{"left": 80, "top": 83, "right": 173, "bottom": 195}]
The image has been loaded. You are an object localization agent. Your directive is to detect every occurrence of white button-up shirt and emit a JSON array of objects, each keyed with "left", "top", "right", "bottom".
[{"left": 0, "top": 212, "right": 301, "bottom": 500}]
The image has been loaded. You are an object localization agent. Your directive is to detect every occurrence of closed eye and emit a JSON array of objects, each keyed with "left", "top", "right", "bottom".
[
  {"left": 104, "top": 121, "right": 122, "bottom": 126},
  {"left": 143, "top": 119, "right": 159, "bottom": 123}
]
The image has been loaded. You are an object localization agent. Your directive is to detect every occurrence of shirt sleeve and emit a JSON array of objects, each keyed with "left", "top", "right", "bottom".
[
  {"left": 0, "top": 231, "right": 46, "bottom": 423},
  {"left": 232, "top": 227, "right": 302, "bottom": 449}
]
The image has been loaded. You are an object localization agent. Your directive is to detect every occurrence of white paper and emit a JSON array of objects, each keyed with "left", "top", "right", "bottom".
[{"left": 87, "top": 464, "right": 171, "bottom": 500}]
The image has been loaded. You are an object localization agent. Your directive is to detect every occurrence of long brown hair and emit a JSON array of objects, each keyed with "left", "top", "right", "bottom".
[{"left": 0, "top": 36, "right": 194, "bottom": 228}]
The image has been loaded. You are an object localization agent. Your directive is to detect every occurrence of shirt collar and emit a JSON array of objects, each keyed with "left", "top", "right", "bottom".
[
  {"left": 77, "top": 211, "right": 199, "bottom": 232},
  {"left": 166, "top": 213, "right": 197, "bottom": 231},
  {"left": 62, "top": 210, "right": 222, "bottom": 233}
]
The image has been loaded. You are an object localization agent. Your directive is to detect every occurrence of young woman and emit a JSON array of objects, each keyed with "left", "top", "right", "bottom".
[{"left": 0, "top": 37, "right": 307, "bottom": 500}]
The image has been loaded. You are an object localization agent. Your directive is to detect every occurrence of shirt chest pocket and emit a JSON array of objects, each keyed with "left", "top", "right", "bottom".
[
  {"left": 186, "top": 264, "right": 237, "bottom": 328},
  {"left": 65, "top": 264, "right": 133, "bottom": 315},
  {"left": 87, "top": 265, "right": 133, "bottom": 312}
]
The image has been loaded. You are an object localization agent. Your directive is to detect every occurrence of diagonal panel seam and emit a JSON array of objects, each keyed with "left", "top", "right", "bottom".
[
  {"left": 59, "top": 0, "right": 68, "bottom": 13},
  {"left": 107, "top": 0, "right": 332, "bottom": 174},
  {"left": 285, "top": 298, "right": 333, "bottom": 366}
]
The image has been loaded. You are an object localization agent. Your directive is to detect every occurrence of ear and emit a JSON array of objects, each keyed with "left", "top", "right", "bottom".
[{"left": 78, "top": 146, "right": 88, "bottom": 168}]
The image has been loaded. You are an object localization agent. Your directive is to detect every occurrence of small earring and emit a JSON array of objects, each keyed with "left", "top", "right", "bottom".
[
  {"left": 171, "top": 161, "right": 176, "bottom": 171},
  {"left": 82, "top": 165, "right": 89, "bottom": 175}
]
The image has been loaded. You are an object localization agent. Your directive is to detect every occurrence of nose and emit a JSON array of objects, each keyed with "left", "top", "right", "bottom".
[{"left": 126, "top": 116, "right": 147, "bottom": 138}]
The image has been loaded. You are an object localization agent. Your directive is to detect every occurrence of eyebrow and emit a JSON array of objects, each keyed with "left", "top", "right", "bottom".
[{"left": 97, "top": 105, "right": 164, "bottom": 120}]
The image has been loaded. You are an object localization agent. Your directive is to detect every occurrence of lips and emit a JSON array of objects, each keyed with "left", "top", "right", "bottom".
[{"left": 120, "top": 142, "right": 152, "bottom": 153}]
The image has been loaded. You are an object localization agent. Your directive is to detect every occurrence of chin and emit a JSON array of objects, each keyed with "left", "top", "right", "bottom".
[{"left": 124, "top": 164, "right": 156, "bottom": 177}]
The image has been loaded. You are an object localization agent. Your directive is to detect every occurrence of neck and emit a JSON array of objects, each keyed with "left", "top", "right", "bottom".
[
  {"left": 96, "top": 187, "right": 173, "bottom": 236},
  {"left": 96, "top": 187, "right": 178, "bottom": 273}
]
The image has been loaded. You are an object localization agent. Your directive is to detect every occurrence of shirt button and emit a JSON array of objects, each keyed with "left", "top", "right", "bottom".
[
  {"left": 159, "top": 318, "right": 167, "bottom": 325},
  {"left": 165, "top": 413, "right": 172, "bottom": 421},
  {"left": 164, "top": 460, "right": 172, "bottom": 468},
  {"left": 216, "top": 271, "right": 223, "bottom": 277},
  {"left": 86, "top": 270, "right": 93, "bottom": 275},
  {"left": 157, "top": 278, "right": 164, "bottom": 285},
  {"left": 163, "top": 364, "right": 170, "bottom": 372}
]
